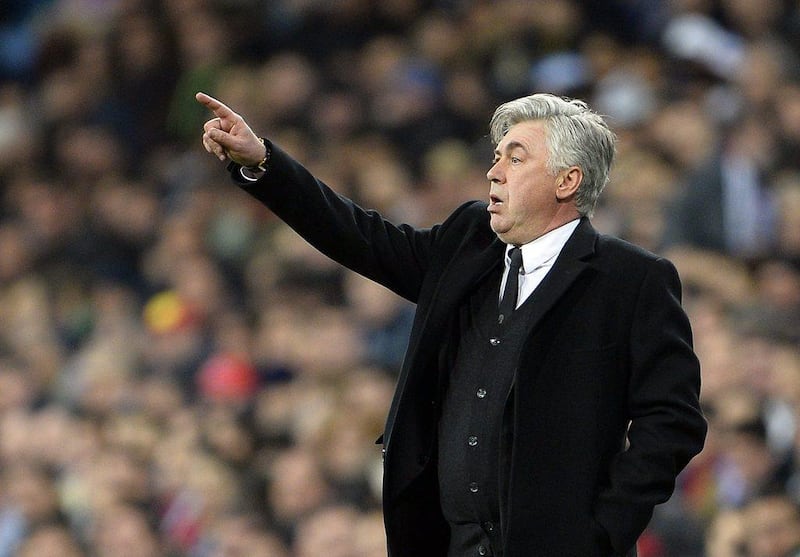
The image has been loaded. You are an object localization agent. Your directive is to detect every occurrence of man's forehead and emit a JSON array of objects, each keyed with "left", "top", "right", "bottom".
[{"left": 495, "top": 120, "right": 547, "bottom": 150}]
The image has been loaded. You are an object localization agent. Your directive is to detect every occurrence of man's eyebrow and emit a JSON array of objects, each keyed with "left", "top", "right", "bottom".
[{"left": 494, "top": 140, "right": 528, "bottom": 156}]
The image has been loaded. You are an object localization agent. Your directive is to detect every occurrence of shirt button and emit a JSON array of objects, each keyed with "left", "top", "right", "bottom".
[
  {"left": 478, "top": 545, "right": 488, "bottom": 556},
  {"left": 468, "top": 436, "right": 478, "bottom": 447},
  {"left": 489, "top": 337, "right": 500, "bottom": 346},
  {"left": 476, "top": 388, "right": 487, "bottom": 399},
  {"left": 469, "top": 482, "right": 479, "bottom": 493}
]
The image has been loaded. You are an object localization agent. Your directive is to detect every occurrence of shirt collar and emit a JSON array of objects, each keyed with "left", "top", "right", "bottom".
[{"left": 505, "top": 219, "right": 580, "bottom": 274}]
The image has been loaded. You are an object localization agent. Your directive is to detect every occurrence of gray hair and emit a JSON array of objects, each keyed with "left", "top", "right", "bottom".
[{"left": 489, "top": 93, "right": 616, "bottom": 216}]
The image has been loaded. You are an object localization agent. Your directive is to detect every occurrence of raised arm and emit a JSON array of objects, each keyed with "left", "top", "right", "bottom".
[{"left": 195, "top": 92, "right": 443, "bottom": 303}]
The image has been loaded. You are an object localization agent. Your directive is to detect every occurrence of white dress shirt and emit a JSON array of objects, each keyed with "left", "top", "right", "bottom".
[{"left": 500, "top": 219, "right": 581, "bottom": 309}]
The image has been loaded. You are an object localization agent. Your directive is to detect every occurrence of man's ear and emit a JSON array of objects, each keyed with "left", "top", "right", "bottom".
[{"left": 556, "top": 166, "right": 583, "bottom": 201}]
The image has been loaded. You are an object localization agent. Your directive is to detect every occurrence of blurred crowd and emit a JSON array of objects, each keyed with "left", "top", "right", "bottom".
[{"left": 1, "top": 0, "right": 800, "bottom": 555}]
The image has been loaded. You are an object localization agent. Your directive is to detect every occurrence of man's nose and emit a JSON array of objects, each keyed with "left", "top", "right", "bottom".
[{"left": 487, "top": 161, "right": 502, "bottom": 182}]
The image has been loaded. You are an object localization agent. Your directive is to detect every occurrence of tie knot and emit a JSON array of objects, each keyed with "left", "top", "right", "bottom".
[{"left": 508, "top": 247, "right": 523, "bottom": 274}]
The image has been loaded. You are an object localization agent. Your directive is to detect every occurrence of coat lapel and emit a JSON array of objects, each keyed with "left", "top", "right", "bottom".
[
  {"left": 382, "top": 225, "right": 503, "bottom": 451},
  {"left": 428, "top": 217, "right": 598, "bottom": 328},
  {"left": 435, "top": 237, "right": 505, "bottom": 317},
  {"left": 521, "top": 217, "right": 598, "bottom": 333}
]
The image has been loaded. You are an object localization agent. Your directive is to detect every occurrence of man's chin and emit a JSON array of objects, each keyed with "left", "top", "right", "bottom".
[
  {"left": 490, "top": 218, "right": 510, "bottom": 239},
  {"left": 491, "top": 229, "right": 513, "bottom": 244}
]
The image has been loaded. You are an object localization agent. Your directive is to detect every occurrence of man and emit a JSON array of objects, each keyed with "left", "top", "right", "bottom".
[
  {"left": 661, "top": 112, "right": 779, "bottom": 259},
  {"left": 196, "top": 91, "right": 706, "bottom": 557}
]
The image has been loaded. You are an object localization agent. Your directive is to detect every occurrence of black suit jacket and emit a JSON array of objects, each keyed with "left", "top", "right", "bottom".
[{"left": 233, "top": 143, "right": 707, "bottom": 557}]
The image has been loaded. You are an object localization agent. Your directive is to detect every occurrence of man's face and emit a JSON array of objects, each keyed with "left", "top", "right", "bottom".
[
  {"left": 486, "top": 120, "right": 565, "bottom": 245},
  {"left": 746, "top": 498, "right": 800, "bottom": 557}
]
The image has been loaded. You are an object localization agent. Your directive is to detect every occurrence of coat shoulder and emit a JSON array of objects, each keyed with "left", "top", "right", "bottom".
[
  {"left": 441, "top": 200, "right": 490, "bottom": 230},
  {"left": 590, "top": 232, "right": 682, "bottom": 289},
  {"left": 593, "top": 233, "right": 673, "bottom": 273},
  {"left": 435, "top": 200, "right": 495, "bottom": 248},
  {"left": 595, "top": 233, "right": 661, "bottom": 263}
]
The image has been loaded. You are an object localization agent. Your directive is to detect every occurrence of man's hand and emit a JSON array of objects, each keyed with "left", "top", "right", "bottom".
[{"left": 196, "top": 92, "right": 266, "bottom": 167}]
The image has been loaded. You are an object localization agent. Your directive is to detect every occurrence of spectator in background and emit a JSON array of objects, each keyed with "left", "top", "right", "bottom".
[
  {"left": 705, "top": 509, "right": 746, "bottom": 557},
  {"left": 15, "top": 523, "right": 85, "bottom": 557},
  {"left": 662, "top": 112, "right": 780, "bottom": 259},
  {"left": 742, "top": 494, "right": 800, "bottom": 557}
]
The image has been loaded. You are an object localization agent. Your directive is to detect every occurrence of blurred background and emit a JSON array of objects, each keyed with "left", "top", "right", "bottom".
[{"left": 1, "top": 0, "right": 800, "bottom": 556}]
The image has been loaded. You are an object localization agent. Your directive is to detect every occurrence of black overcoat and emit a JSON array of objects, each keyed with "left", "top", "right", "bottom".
[{"left": 233, "top": 143, "right": 707, "bottom": 557}]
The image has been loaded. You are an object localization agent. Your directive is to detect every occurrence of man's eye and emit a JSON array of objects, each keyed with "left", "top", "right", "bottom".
[{"left": 511, "top": 157, "right": 521, "bottom": 164}]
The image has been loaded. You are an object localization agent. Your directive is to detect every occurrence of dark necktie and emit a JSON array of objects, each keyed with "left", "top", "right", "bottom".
[{"left": 498, "top": 247, "right": 523, "bottom": 325}]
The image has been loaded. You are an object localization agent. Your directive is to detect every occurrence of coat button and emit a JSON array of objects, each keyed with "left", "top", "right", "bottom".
[
  {"left": 468, "top": 436, "right": 478, "bottom": 447},
  {"left": 476, "top": 388, "right": 487, "bottom": 399},
  {"left": 484, "top": 521, "right": 494, "bottom": 532},
  {"left": 478, "top": 545, "right": 488, "bottom": 555},
  {"left": 489, "top": 338, "right": 500, "bottom": 346},
  {"left": 469, "top": 482, "right": 479, "bottom": 493}
]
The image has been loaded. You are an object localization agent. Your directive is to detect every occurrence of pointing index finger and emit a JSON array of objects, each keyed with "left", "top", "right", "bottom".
[{"left": 196, "top": 92, "right": 235, "bottom": 119}]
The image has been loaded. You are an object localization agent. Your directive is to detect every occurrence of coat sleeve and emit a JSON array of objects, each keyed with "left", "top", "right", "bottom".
[
  {"left": 230, "top": 141, "right": 440, "bottom": 303},
  {"left": 593, "top": 256, "right": 707, "bottom": 553}
]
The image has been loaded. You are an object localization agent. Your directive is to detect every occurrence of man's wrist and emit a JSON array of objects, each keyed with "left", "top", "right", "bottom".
[
  {"left": 246, "top": 138, "right": 270, "bottom": 173},
  {"left": 227, "top": 138, "right": 272, "bottom": 184}
]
